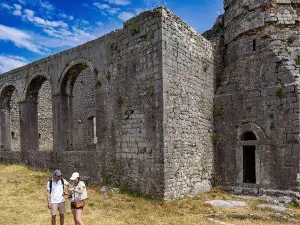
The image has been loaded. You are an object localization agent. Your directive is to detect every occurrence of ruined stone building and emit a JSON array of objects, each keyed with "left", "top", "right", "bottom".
[{"left": 0, "top": 0, "right": 299, "bottom": 200}]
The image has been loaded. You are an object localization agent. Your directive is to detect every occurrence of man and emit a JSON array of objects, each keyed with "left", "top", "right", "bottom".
[{"left": 46, "top": 169, "right": 69, "bottom": 225}]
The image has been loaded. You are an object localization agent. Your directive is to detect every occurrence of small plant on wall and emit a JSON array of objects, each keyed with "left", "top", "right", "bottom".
[
  {"left": 95, "top": 80, "right": 101, "bottom": 89},
  {"left": 211, "top": 132, "right": 220, "bottom": 145},
  {"left": 216, "top": 73, "right": 225, "bottom": 90},
  {"left": 129, "top": 19, "right": 140, "bottom": 36},
  {"left": 276, "top": 83, "right": 285, "bottom": 99},
  {"left": 270, "top": 121, "right": 275, "bottom": 130},
  {"left": 214, "top": 104, "right": 225, "bottom": 118},
  {"left": 201, "top": 59, "right": 209, "bottom": 72},
  {"left": 288, "top": 35, "right": 298, "bottom": 45}
]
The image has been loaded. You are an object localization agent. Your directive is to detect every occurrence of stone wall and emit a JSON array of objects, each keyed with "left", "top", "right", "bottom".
[
  {"left": 0, "top": 8, "right": 168, "bottom": 198},
  {"left": 162, "top": 9, "right": 214, "bottom": 199},
  {"left": 3, "top": 2, "right": 299, "bottom": 199},
  {"left": 10, "top": 89, "right": 20, "bottom": 151},
  {"left": 72, "top": 68, "right": 96, "bottom": 151},
  {"left": 210, "top": 0, "right": 300, "bottom": 193},
  {"left": 38, "top": 81, "right": 53, "bottom": 151},
  {"left": 94, "top": 9, "right": 165, "bottom": 198}
]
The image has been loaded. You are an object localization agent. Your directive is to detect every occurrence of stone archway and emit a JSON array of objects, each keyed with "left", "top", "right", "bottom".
[
  {"left": 55, "top": 59, "right": 97, "bottom": 152},
  {"left": 0, "top": 84, "right": 20, "bottom": 151},
  {"left": 236, "top": 123, "right": 267, "bottom": 186},
  {"left": 21, "top": 72, "right": 53, "bottom": 155}
]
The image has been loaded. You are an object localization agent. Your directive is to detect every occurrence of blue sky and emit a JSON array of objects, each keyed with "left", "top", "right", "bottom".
[{"left": 0, "top": 0, "right": 223, "bottom": 73}]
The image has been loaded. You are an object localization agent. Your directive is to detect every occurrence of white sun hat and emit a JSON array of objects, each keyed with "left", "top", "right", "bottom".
[{"left": 70, "top": 172, "right": 80, "bottom": 180}]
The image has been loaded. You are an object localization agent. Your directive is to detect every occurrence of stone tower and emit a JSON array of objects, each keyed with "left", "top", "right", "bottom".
[{"left": 205, "top": 0, "right": 300, "bottom": 195}]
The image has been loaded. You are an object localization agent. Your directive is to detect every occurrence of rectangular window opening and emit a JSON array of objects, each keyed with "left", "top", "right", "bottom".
[
  {"left": 253, "top": 39, "right": 256, "bottom": 51},
  {"left": 88, "top": 116, "right": 97, "bottom": 144}
]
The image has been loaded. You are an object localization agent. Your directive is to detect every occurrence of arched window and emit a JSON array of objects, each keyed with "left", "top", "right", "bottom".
[{"left": 241, "top": 131, "right": 256, "bottom": 141}]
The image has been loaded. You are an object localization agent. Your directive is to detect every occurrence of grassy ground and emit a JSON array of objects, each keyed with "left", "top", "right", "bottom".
[{"left": 1, "top": 164, "right": 300, "bottom": 225}]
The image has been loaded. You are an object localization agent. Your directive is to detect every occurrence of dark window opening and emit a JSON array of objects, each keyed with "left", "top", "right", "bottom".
[
  {"left": 241, "top": 131, "right": 257, "bottom": 140},
  {"left": 243, "top": 146, "right": 256, "bottom": 183},
  {"left": 39, "top": 133, "right": 41, "bottom": 139},
  {"left": 253, "top": 39, "right": 256, "bottom": 51},
  {"left": 11, "top": 131, "right": 15, "bottom": 139}
]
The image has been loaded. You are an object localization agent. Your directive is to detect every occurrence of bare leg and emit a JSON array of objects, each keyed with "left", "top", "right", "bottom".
[
  {"left": 71, "top": 209, "right": 78, "bottom": 225},
  {"left": 51, "top": 215, "right": 56, "bottom": 225},
  {"left": 75, "top": 209, "right": 84, "bottom": 225},
  {"left": 59, "top": 214, "right": 64, "bottom": 225}
]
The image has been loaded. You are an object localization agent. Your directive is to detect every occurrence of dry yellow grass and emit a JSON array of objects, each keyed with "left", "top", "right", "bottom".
[{"left": 1, "top": 164, "right": 300, "bottom": 225}]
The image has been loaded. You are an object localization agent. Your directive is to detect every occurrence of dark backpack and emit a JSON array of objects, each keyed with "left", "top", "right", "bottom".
[{"left": 49, "top": 178, "right": 64, "bottom": 194}]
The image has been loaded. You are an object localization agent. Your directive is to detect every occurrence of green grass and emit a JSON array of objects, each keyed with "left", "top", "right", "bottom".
[{"left": 1, "top": 164, "right": 300, "bottom": 225}]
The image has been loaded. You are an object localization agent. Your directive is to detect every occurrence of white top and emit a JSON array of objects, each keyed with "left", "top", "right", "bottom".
[
  {"left": 46, "top": 178, "right": 69, "bottom": 204},
  {"left": 71, "top": 181, "right": 87, "bottom": 202}
]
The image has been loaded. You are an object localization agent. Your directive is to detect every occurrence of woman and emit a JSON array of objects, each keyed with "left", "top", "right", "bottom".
[{"left": 69, "top": 172, "right": 87, "bottom": 225}]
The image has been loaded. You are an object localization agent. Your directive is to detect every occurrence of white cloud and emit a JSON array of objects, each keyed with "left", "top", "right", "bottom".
[
  {"left": 39, "top": 0, "right": 53, "bottom": 10},
  {"left": 143, "top": 0, "right": 169, "bottom": 9},
  {"left": 23, "top": 9, "right": 68, "bottom": 28},
  {"left": 42, "top": 25, "right": 96, "bottom": 48},
  {"left": 13, "top": 9, "right": 22, "bottom": 16},
  {"left": 18, "top": 0, "right": 26, "bottom": 5},
  {"left": 93, "top": 3, "right": 110, "bottom": 9},
  {"left": 108, "top": 8, "right": 120, "bottom": 14},
  {"left": 96, "top": 21, "right": 104, "bottom": 26},
  {"left": 14, "top": 4, "right": 22, "bottom": 10},
  {"left": 118, "top": 12, "right": 134, "bottom": 21},
  {"left": 13, "top": 4, "right": 22, "bottom": 16},
  {"left": 93, "top": 2, "right": 120, "bottom": 15},
  {"left": 81, "top": 19, "right": 89, "bottom": 25},
  {"left": 105, "top": 0, "right": 131, "bottom": 5},
  {"left": 59, "top": 14, "right": 74, "bottom": 21},
  {"left": 0, "top": 3, "right": 13, "bottom": 10},
  {"left": 59, "top": 13, "right": 67, "bottom": 18},
  {"left": 0, "top": 24, "right": 43, "bottom": 54},
  {"left": 0, "top": 54, "right": 29, "bottom": 73}
]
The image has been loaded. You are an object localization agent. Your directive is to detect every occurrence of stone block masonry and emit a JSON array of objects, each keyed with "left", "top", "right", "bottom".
[
  {"left": 2, "top": 0, "right": 298, "bottom": 199},
  {"left": 206, "top": 0, "right": 300, "bottom": 195},
  {"left": 162, "top": 9, "right": 214, "bottom": 199},
  {"left": 0, "top": 7, "right": 214, "bottom": 200}
]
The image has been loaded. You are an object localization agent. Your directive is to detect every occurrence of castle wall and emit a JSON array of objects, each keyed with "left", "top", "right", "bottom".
[
  {"left": 0, "top": 8, "right": 166, "bottom": 198},
  {"left": 213, "top": 0, "right": 300, "bottom": 193},
  {"left": 3, "top": 1, "right": 299, "bottom": 198},
  {"left": 91, "top": 10, "right": 165, "bottom": 198},
  {"left": 162, "top": 9, "right": 214, "bottom": 199}
]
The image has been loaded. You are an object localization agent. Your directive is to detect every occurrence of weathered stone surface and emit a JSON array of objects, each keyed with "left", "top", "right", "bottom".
[
  {"left": 206, "top": 0, "right": 300, "bottom": 196},
  {"left": 207, "top": 218, "right": 234, "bottom": 225},
  {"left": 257, "top": 204, "right": 287, "bottom": 212},
  {"left": 1, "top": 1, "right": 300, "bottom": 200},
  {"left": 0, "top": 7, "right": 214, "bottom": 200},
  {"left": 205, "top": 200, "right": 247, "bottom": 208}
]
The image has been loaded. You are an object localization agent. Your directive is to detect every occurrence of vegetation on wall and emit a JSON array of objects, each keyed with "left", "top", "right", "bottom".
[{"left": 276, "top": 83, "right": 285, "bottom": 99}]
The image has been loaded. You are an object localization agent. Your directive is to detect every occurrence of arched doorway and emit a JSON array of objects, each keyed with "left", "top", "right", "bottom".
[
  {"left": 236, "top": 124, "right": 267, "bottom": 186},
  {"left": 58, "top": 60, "right": 97, "bottom": 151},
  {"left": 241, "top": 131, "right": 257, "bottom": 183},
  {"left": 22, "top": 75, "right": 53, "bottom": 152},
  {"left": 0, "top": 85, "right": 20, "bottom": 151}
]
